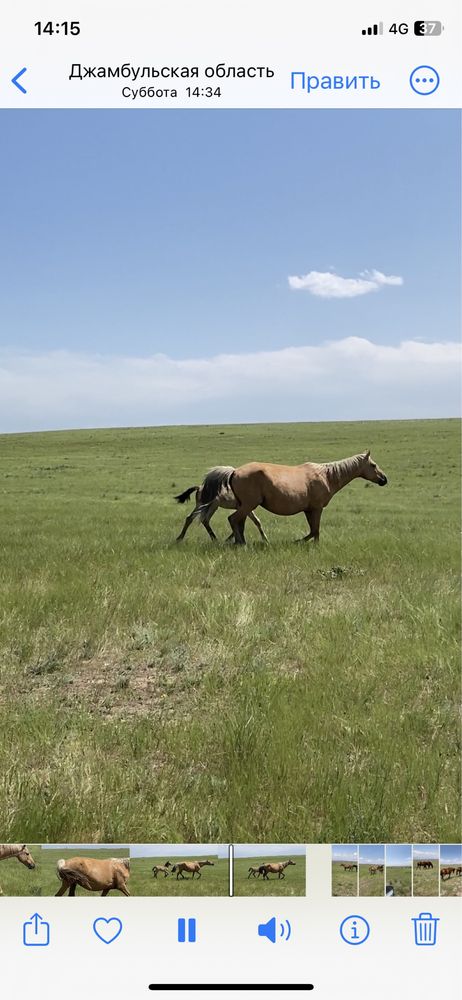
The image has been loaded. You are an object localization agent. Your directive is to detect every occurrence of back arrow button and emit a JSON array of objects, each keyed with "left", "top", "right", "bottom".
[{"left": 12, "top": 68, "right": 27, "bottom": 93}]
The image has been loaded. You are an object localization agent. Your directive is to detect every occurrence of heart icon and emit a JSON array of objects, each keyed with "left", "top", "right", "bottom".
[{"left": 93, "top": 917, "right": 123, "bottom": 944}]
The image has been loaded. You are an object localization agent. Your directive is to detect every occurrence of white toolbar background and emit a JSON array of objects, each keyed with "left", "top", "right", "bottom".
[
  {"left": 0, "top": 0, "right": 460, "bottom": 108},
  {"left": 1, "top": 847, "right": 461, "bottom": 999}
]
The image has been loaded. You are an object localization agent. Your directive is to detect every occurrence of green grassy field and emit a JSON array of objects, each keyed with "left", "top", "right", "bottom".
[
  {"left": 0, "top": 418, "right": 459, "bottom": 843},
  {"left": 440, "top": 873, "right": 462, "bottom": 897},
  {"left": 331, "top": 862, "right": 358, "bottom": 897},
  {"left": 0, "top": 846, "right": 129, "bottom": 896},
  {"left": 130, "top": 855, "right": 228, "bottom": 895},
  {"left": 233, "top": 856, "right": 305, "bottom": 896},
  {"left": 412, "top": 862, "right": 439, "bottom": 896},
  {"left": 385, "top": 866, "right": 411, "bottom": 897},
  {"left": 358, "top": 864, "right": 385, "bottom": 896}
]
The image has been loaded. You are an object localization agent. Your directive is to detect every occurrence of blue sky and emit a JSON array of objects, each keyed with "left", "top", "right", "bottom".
[
  {"left": 413, "top": 845, "right": 440, "bottom": 861},
  {"left": 359, "top": 844, "right": 385, "bottom": 865},
  {"left": 332, "top": 845, "right": 357, "bottom": 863},
  {"left": 234, "top": 844, "right": 305, "bottom": 858},
  {"left": 440, "top": 845, "right": 462, "bottom": 866},
  {"left": 0, "top": 110, "right": 460, "bottom": 432},
  {"left": 130, "top": 844, "right": 227, "bottom": 858},
  {"left": 386, "top": 844, "right": 412, "bottom": 867}
]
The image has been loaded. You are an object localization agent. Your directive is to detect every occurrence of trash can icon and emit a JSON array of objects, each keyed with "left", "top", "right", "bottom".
[{"left": 412, "top": 912, "right": 439, "bottom": 946}]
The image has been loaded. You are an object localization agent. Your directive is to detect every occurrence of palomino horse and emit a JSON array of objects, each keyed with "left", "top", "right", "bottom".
[
  {"left": 200, "top": 451, "right": 387, "bottom": 544},
  {"left": 171, "top": 860, "right": 214, "bottom": 879},
  {"left": 0, "top": 844, "right": 36, "bottom": 894},
  {"left": 55, "top": 857, "right": 130, "bottom": 896},
  {"left": 175, "top": 467, "right": 268, "bottom": 542},
  {"left": 340, "top": 863, "right": 357, "bottom": 871},
  {"left": 369, "top": 864, "right": 384, "bottom": 875},
  {"left": 260, "top": 860, "right": 296, "bottom": 880}
]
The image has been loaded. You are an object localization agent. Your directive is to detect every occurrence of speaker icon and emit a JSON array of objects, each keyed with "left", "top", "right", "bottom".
[{"left": 258, "top": 916, "right": 292, "bottom": 943}]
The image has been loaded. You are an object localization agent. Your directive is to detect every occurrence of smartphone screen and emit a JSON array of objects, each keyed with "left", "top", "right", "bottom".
[{"left": 0, "top": 3, "right": 460, "bottom": 998}]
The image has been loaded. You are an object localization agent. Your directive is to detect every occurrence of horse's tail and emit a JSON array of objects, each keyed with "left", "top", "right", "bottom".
[
  {"left": 198, "top": 466, "right": 236, "bottom": 520},
  {"left": 174, "top": 486, "right": 199, "bottom": 504},
  {"left": 56, "top": 859, "right": 66, "bottom": 880}
]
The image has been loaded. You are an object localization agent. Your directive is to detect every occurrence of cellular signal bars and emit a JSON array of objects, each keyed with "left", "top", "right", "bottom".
[{"left": 361, "top": 23, "right": 383, "bottom": 35}]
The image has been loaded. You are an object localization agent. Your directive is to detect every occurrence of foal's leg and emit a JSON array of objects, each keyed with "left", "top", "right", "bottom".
[
  {"left": 176, "top": 505, "right": 201, "bottom": 541},
  {"left": 249, "top": 510, "right": 268, "bottom": 542},
  {"left": 202, "top": 500, "right": 219, "bottom": 541}
]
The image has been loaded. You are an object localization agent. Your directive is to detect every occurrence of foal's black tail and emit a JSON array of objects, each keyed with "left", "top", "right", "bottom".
[{"left": 174, "top": 486, "right": 198, "bottom": 504}]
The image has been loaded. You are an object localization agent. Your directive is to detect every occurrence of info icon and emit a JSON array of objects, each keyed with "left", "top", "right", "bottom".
[{"left": 339, "top": 915, "right": 370, "bottom": 946}]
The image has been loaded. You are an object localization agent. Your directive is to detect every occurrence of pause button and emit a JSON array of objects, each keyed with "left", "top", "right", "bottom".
[{"left": 177, "top": 917, "right": 197, "bottom": 943}]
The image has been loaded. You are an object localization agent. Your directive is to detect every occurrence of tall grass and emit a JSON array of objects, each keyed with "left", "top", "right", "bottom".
[{"left": 0, "top": 419, "right": 459, "bottom": 843}]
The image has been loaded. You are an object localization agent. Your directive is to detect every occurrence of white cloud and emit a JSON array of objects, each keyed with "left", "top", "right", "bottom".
[
  {"left": 0, "top": 337, "right": 459, "bottom": 432},
  {"left": 288, "top": 269, "right": 404, "bottom": 298}
]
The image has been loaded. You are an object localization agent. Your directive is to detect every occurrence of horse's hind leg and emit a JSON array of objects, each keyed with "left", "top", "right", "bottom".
[
  {"left": 228, "top": 510, "right": 248, "bottom": 545},
  {"left": 249, "top": 510, "right": 268, "bottom": 542},
  {"left": 225, "top": 515, "right": 247, "bottom": 543},
  {"left": 55, "top": 879, "right": 71, "bottom": 897}
]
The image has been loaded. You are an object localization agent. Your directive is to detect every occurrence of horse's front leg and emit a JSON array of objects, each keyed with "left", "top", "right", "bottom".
[{"left": 299, "top": 508, "right": 322, "bottom": 543}]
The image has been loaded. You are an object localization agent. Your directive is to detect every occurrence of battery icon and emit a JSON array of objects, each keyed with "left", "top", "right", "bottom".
[{"left": 414, "top": 20, "right": 443, "bottom": 35}]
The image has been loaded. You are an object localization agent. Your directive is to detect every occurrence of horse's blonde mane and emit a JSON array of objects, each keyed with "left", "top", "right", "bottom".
[
  {"left": 324, "top": 453, "right": 365, "bottom": 483},
  {"left": 0, "top": 844, "right": 26, "bottom": 860}
]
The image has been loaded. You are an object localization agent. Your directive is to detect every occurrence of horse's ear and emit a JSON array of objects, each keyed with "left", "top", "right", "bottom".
[{"left": 364, "top": 448, "right": 370, "bottom": 459}]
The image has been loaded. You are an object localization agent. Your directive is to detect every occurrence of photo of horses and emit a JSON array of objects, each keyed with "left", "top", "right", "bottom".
[
  {"left": 439, "top": 845, "right": 462, "bottom": 897},
  {"left": 0, "top": 843, "right": 227, "bottom": 896},
  {"left": 233, "top": 845, "right": 306, "bottom": 896},
  {"left": 129, "top": 844, "right": 228, "bottom": 896},
  {"left": 358, "top": 845, "right": 385, "bottom": 897},
  {"left": 412, "top": 846, "right": 440, "bottom": 897},
  {"left": 0, "top": 845, "right": 130, "bottom": 897},
  {"left": 331, "top": 845, "right": 358, "bottom": 897},
  {"left": 385, "top": 844, "right": 412, "bottom": 897},
  {"left": 0, "top": 110, "right": 459, "bottom": 847}
]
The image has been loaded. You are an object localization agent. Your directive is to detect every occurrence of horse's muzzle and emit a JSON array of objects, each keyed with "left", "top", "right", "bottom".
[{"left": 377, "top": 475, "right": 387, "bottom": 486}]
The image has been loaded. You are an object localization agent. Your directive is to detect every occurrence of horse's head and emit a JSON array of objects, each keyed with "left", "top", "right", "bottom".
[
  {"left": 17, "top": 845, "right": 36, "bottom": 870},
  {"left": 205, "top": 860, "right": 214, "bottom": 866},
  {"left": 360, "top": 450, "right": 387, "bottom": 486},
  {"left": 287, "top": 859, "right": 296, "bottom": 866}
]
